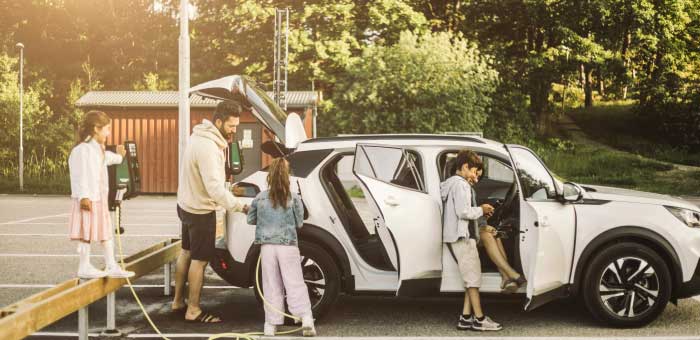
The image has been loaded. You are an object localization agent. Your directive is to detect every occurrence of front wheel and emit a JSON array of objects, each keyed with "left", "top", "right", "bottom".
[
  {"left": 253, "top": 241, "right": 341, "bottom": 320},
  {"left": 582, "top": 242, "right": 671, "bottom": 328}
]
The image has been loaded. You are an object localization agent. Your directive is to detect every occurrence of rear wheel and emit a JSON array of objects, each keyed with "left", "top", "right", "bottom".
[
  {"left": 253, "top": 241, "right": 341, "bottom": 320},
  {"left": 582, "top": 242, "right": 671, "bottom": 328}
]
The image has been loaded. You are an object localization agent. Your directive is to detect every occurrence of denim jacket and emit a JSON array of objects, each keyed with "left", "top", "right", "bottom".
[{"left": 247, "top": 191, "right": 304, "bottom": 246}]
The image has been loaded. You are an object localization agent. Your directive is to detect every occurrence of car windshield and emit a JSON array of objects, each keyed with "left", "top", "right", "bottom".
[{"left": 509, "top": 147, "right": 561, "bottom": 200}]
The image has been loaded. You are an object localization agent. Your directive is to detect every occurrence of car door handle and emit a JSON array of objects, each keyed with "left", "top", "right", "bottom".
[
  {"left": 540, "top": 216, "right": 551, "bottom": 228},
  {"left": 384, "top": 196, "right": 400, "bottom": 207}
]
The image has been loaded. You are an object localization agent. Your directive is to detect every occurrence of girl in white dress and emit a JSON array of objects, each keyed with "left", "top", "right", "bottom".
[{"left": 68, "top": 110, "right": 134, "bottom": 279}]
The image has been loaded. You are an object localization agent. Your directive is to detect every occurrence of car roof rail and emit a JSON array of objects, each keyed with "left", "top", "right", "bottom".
[{"left": 301, "top": 134, "right": 487, "bottom": 145}]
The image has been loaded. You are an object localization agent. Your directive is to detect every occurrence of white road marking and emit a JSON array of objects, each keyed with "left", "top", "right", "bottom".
[
  {"left": 0, "top": 253, "right": 130, "bottom": 258},
  {"left": 32, "top": 332, "right": 101, "bottom": 337},
  {"left": 0, "top": 213, "right": 69, "bottom": 225},
  {"left": 0, "top": 233, "right": 178, "bottom": 238},
  {"left": 0, "top": 283, "right": 238, "bottom": 289},
  {"left": 125, "top": 336, "right": 700, "bottom": 340},
  {"left": 7, "top": 223, "right": 178, "bottom": 226}
]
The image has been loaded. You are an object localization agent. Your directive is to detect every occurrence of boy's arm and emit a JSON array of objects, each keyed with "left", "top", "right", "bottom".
[{"left": 454, "top": 183, "right": 484, "bottom": 221}]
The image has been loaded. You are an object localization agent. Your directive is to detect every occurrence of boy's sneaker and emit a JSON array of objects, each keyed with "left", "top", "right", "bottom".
[
  {"left": 301, "top": 316, "right": 317, "bottom": 337},
  {"left": 456, "top": 314, "right": 474, "bottom": 330},
  {"left": 264, "top": 322, "right": 276, "bottom": 336},
  {"left": 472, "top": 315, "right": 502, "bottom": 331}
]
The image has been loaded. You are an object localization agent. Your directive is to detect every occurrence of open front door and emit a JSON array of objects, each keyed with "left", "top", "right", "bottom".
[
  {"left": 352, "top": 144, "right": 442, "bottom": 293},
  {"left": 506, "top": 145, "right": 577, "bottom": 310}
]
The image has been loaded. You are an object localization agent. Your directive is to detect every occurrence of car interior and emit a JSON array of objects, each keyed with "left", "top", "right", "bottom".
[
  {"left": 437, "top": 151, "right": 523, "bottom": 275},
  {"left": 321, "top": 153, "right": 397, "bottom": 271}
]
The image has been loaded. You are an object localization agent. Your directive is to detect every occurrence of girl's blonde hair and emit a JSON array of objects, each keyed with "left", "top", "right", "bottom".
[
  {"left": 267, "top": 157, "right": 291, "bottom": 209},
  {"left": 75, "top": 110, "right": 111, "bottom": 147}
]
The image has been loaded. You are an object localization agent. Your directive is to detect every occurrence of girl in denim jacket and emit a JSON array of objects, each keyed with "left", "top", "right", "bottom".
[{"left": 247, "top": 158, "right": 316, "bottom": 337}]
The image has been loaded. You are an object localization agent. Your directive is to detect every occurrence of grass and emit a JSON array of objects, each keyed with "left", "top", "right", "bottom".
[
  {"left": 0, "top": 174, "right": 70, "bottom": 195},
  {"left": 346, "top": 186, "right": 365, "bottom": 198},
  {"left": 537, "top": 133, "right": 700, "bottom": 197},
  {"left": 569, "top": 100, "right": 700, "bottom": 167}
]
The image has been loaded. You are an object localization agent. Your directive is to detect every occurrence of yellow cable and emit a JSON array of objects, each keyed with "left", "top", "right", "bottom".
[{"left": 114, "top": 205, "right": 304, "bottom": 340}]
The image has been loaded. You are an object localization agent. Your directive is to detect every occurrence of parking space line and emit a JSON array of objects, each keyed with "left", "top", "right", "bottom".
[
  {"left": 0, "top": 213, "right": 69, "bottom": 225},
  {"left": 125, "top": 336, "right": 700, "bottom": 339},
  {"left": 32, "top": 331, "right": 101, "bottom": 337},
  {"left": 0, "top": 284, "right": 238, "bottom": 289},
  {"left": 0, "top": 253, "right": 130, "bottom": 258},
  {"left": 0, "top": 233, "right": 178, "bottom": 238},
  {"left": 6, "top": 223, "right": 178, "bottom": 226}
]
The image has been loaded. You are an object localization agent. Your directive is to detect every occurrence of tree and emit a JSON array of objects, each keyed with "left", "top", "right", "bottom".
[
  {"left": 321, "top": 31, "right": 498, "bottom": 136},
  {"left": 0, "top": 54, "right": 72, "bottom": 178}
]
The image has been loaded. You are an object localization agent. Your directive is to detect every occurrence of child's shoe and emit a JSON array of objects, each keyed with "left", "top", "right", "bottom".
[
  {"left": 301, "top": 316, "right": 316, "bottom": 337},
  {"left": 78, "top": 265, "right": 107, "bottom": 279},
  {"left": 264, "top": 322, "right": 276, "bottom": 336},
  {"left": 106, "top": 265, "right": 135, "bottom": 278},
  {"left": 472, "top": 315, "right": 502, "bottom": 331},
  {"left": 457, "top": 314, "right": 473, "bottom": 330}
]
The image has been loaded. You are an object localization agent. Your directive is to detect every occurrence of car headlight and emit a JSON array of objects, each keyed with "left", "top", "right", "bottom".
[{"left": 666, "top": 206, "right": 700, "bottom": 228}]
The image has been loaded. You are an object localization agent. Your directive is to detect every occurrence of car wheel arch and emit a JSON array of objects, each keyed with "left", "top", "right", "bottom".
[
  {"left": 243, "top": 223, "right": 353, "bottom": 292},
  {"left": 571, "top": 226, "right": 683, "bottom": 301}
]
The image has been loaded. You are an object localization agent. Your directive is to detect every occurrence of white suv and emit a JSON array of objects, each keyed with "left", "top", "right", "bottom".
[{"left": 190, "top": 76, "right": 700, "bottom": 328}]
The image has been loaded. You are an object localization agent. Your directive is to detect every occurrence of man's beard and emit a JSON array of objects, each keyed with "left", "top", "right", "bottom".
[{"left": 219, "top": 128, "right": 234, "bottom": 140}]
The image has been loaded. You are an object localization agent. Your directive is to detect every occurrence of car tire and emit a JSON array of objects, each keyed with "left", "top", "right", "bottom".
[
  {"left": 253, "top": 241, "right": 341, "bottom": 321},
  {"left": 582, "top": 242, "right": 671, "bottom": 328}
]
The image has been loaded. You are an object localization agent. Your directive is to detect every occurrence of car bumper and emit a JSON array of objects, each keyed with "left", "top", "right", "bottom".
[{"left": 676, "top": 259, "right": 700, "bottom": 299}]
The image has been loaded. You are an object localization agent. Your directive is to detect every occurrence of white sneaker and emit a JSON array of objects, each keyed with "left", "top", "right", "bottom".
[
  {"left": 106, "top": 266, "right": 135, "bottom": 278},
  {"left": 78, "top": 266, "right": 107, "bottom": 279},
  {"left": 472, "top": 315, "right": 503, "bottom": 331},
  {"left": 301, "top": 316, "right": 317, "bottom": 337},
  {"left": 264, "top": 322, "right": 276, "bottom": 336}
]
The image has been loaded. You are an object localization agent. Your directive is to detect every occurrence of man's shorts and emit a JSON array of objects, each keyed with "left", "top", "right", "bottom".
[
  {"left": 448, "top": 237, "right": 482, "bottom": 288},
  {"left": 177, "top": 205, "right": 216, "bottom": 262}
]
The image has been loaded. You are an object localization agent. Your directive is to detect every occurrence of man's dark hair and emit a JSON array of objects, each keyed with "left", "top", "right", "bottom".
[
  {"left": 213, "top": 101, "right": 241, "bottom": 123},
  {"left": 451, "top": 149, "right": 483, "bottom": 175}
]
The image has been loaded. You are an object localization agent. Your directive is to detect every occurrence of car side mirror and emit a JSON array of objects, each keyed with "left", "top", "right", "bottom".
[
  {"left": 562, "top": 182, "right": 583, "bottom": 203},
  {"left": 232, "top": 182, "right": 260, "bottom": 198}
]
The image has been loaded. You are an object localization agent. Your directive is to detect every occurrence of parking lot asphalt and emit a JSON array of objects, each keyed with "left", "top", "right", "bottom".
[{"left": 1, "top": 195, "right": 699, "bottom": 340}]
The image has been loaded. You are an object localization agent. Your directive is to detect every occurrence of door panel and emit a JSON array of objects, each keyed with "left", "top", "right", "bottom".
[
  {"left": 506, "top": 145, "right": 576, "bottom": 310},
  {"left": 353, "top": 144, "right": 442, "bottom": 291}
]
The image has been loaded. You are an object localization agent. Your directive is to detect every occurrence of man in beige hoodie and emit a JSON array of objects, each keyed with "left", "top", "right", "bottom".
[{"left": 173, "top": 101, "right": 246, "bottom": 323}]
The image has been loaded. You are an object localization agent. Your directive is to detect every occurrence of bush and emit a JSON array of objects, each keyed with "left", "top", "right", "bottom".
[{"left": 320, "top": 31, "right": 499, "bottom": 136}]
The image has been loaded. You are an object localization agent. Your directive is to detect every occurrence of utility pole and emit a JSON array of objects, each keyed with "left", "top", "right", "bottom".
[
  {"left": 273, "top": 8, "right": 289, "bottom": 111},
  {"left": 16, "top": 43, "right": 24, "bottom": 192},
  {"left": 178, "top": 0, "right": 190, "bottom": 173}
]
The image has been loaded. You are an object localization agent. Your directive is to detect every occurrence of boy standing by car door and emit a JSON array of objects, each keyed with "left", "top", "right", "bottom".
[{"left": 441, "top": 150, "right": 502, "bottom": 331}]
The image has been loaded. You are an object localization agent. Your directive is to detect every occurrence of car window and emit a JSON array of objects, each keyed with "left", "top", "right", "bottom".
[
  {"left": 354, "top": 145, "right": 425, "bottom": 192},
  {"left": 509, "top": 147, "right": 557, "bottom": 200}
]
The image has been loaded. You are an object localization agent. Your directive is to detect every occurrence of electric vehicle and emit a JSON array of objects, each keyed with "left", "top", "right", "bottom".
[{"left": 190, "top": 76, "right": 700, "bottom": 328}]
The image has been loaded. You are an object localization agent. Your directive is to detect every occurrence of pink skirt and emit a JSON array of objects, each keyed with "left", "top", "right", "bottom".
[{"left": 68, "top": 195, "right": 112, "bottom": 242}]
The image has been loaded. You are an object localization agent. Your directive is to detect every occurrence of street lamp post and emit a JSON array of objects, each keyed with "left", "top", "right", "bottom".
[{"left": 16, "top": 42, "right": 24, "bottom": 192}]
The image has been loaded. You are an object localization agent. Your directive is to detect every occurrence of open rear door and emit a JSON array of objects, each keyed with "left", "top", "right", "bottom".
[
  {"left": 352, "top": 144, "right": 442, "bottom": 294},
  {"left": 506, "top": 145, "right": 577, "bottom": 310}
]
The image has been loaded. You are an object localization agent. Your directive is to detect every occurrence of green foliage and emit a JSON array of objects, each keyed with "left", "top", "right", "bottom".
[
  {"left": 536, "top": 140, "right": 700, "bottom": 196},
  {"left": 321, "top": 31, "right": 498, "bottom": 136},
  {"left": 571, "top": 101, "right": 700, "bottom": 166},
  {"left": 0, "top": 54, "right": 72, "bottom": 182}
]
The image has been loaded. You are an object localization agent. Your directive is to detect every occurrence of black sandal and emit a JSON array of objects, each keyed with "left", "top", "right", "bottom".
[{"left": 186, "top": 311, "right": 222, "bottom": 323}]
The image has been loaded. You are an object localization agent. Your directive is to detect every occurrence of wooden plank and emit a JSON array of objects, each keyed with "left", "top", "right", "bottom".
[{"left": 0, "top": 240, "right": 182, "bottom": 340}]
